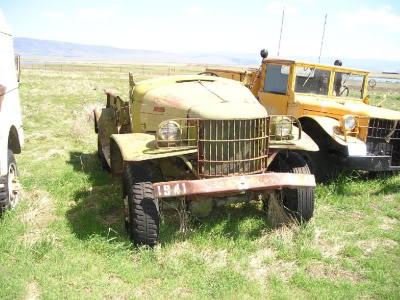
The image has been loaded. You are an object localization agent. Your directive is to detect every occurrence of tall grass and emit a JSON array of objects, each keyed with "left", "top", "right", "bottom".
[{"left": 0, "top": 69, "right": 399, "bottom": 299}]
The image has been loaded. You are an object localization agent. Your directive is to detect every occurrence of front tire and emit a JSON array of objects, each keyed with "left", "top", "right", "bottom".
[
  {"left": 268, "top": 151, "right": 314, "bottom": 222},
  {"left": 0, "top": 150, "right": 20, "bottom": 215},
  {"left": 123, "top": 164, "right": 160, "bottom": 246}
]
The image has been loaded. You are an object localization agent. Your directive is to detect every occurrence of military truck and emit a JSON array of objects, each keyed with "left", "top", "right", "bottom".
[
  {"left": 94, "top": 73, "right": 317, "bottom": 246},
  {"left": 0, "top": 10, "right": 23, "bottom": 215},
  {"left": 207, "top": 50, "right": 400, "bottom": 180}
]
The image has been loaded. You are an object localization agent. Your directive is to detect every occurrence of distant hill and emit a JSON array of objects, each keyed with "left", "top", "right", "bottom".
[{"left": 14, "top": 37, "right": 400, "bottom": 72}]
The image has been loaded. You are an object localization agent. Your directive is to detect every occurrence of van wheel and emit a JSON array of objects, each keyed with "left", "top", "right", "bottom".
[
  {"left": 269, "top": 151, "right": 314, "bottom": 222},
  {"left": 123, "top": 164, "right": 160, "bottom": 246},
  {"left": 0, "top": 150, "right": 20, "bottom": 215}
]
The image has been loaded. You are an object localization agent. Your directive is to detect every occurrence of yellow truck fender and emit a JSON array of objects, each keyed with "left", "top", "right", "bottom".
[
  {"left": 299, "top": 115, "right": 364, "bottom": 146},
  {"left": 110, "top": 133, "right": 197, "bottom": 175}
]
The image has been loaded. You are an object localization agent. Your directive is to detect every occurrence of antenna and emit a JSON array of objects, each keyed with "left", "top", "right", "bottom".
[
  {"left": 318, "top": 14, "right": 327, "bottom": 63},
  {"left": 277, "top": 6, "right": 285, "bottom": 56}
]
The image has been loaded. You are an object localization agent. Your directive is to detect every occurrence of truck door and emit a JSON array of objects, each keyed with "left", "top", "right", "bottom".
[{"left": 258, "top": 64, "right": 290, "bottom": 115}]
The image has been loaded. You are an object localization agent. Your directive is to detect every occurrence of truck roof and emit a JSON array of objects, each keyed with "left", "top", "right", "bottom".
[
  {"left": 264, "top": 58, "right": 369, "bottom": 74},
  {"left": 0, "top": 9, "right": 12, "bottom": 36}
]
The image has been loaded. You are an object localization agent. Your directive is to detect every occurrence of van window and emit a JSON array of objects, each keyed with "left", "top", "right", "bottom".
[{"left": 263, "top": 64, "right": 288, "bottom": 95}]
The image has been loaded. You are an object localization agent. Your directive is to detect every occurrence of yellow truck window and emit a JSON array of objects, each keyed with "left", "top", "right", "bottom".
[
  {"left": 333, "top": 72, "right": 365, "bottom": 99},
  {"left": 295, "top": 67, "right": 331, "bottom": 96},
  {"left": 263, "top": 64, "right": 288, "bottom": 95}
]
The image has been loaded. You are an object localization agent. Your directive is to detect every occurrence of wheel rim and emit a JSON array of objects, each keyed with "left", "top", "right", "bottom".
[{"left": 8, "top": 162, "right": 19, "bottom": 208}]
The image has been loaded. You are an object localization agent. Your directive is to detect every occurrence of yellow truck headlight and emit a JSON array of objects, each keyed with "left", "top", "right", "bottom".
[
  {"left": 341, "top": 115, "right": 356, "bottom": 131},
  {"left": 275, "top": 118, "right": 292, "bottom": 137},
  {"left": 158, "top": 120, "right": 181, "bottom": 141}
]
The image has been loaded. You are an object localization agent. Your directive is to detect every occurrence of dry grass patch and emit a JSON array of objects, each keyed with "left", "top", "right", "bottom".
[
  {"left": 305, "top": 261, "right": 363, "bottom": 282},
  {"left": 20, "top": 190, "right": 54, "bottom": 229},
  {"left": 267, "top": 193, "right": 299, "bottom": 228},
  {"left": 25, "top": 281, "right": 41, "bottom": 300},
  {"left": 313, "top": 227, "right": 346, "bottom": 259},
  {"left": 356, "top": 239, "right": 398, "bottom": 254},
  {"left": 267, "top": 260, "right": 298, "bottom": 282},
  {"left": 379, "top": 216, "right": 398, "bottom": 231}
]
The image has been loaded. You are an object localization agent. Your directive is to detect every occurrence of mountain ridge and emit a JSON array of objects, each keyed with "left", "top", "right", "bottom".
[{"left": 14, "top": 37, "right": 400, "bottom": 72}]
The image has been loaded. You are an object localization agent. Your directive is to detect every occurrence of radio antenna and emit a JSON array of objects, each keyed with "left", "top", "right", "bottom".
[
  {"left": 318, "top": 14, "right": 327, "bottom": 63},
  {"left": 277, "top": 6, "right": 285, "bottom": 56}
]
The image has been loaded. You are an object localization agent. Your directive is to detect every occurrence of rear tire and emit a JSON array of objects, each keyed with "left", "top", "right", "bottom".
[
  {"left": 0, "top": 150, "right": 19, "bottom": 215},
  {"left": 268, "top": 151, "right": 314, "bottom": 222},
  {"left": 123, "top": 164, "right": 160, "bottom": 246}
]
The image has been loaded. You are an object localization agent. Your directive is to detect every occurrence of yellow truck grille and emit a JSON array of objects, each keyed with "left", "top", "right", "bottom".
[
  {"left": 366, "top": 118, "right": 400, "bottom": 166},
  {"left": 198, "top": 118, "right": 269, "bottom": 177},
  {"left": 367, "top": 118, "right": 400, "bottom": 140}
]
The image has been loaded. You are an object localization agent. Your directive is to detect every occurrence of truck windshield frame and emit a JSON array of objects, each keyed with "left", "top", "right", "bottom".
[{"left": 293, "top": 63, "right": 368, "bottom": 100}]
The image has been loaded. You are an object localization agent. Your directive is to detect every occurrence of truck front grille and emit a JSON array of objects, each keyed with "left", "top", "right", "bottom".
[
  {"left": 198, "top": 118, "right": 269, "bottom": 177},
  {"left": 367, "top": 118, "right": 400, "bottom": 140},
  {"left": 366, "top": 118, "right": 400, "bottom": 166}
]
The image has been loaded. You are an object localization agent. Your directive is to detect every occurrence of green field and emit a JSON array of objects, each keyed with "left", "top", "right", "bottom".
[{"left": 0, "top": 69, "right": 400, "bottom": 299}]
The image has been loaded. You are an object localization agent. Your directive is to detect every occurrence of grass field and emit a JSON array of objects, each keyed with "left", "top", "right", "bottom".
[{"left": 1, "top": 69, "right": 400, "bottom": 299}]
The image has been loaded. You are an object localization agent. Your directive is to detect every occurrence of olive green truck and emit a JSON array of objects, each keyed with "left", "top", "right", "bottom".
[{"left": 94, "top": 74, "right": 318, "bottom": 246}]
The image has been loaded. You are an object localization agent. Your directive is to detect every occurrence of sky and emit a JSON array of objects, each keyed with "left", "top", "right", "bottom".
[{"left": 2, "top": 0, "right": 400, "bottom": 61}]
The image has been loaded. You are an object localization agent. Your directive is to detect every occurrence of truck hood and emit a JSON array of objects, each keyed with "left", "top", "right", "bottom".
[
  {"left": 188, "top": 102, "right": 268, "bottom": 119},
  {"left": 139, "top": 76, "right": 267, "bottom": 130},
  {"left": 296, "top": 95, "right": 400, "bottom": 120}
]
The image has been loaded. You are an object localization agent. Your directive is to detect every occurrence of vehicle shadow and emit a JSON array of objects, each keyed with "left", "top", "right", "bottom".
[
  {"left": 65, "top": 151, "right": 127, "bottom": 242},
  {"left": 65, "top": 151, "right": 278, "bottom": 247}
]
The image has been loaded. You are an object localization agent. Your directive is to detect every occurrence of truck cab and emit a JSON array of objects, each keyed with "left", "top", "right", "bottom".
[
  {"left": 0, "top": 10, "right": 23, "bottom": 214},
  {"left": 208, "top": 53, "right": 400, "bottom": 180}
]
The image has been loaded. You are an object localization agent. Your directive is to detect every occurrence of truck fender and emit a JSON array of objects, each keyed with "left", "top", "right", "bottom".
[
  {"left": 269, "top": 126, "right": 319, "bottom": 152},
  {"left": 110, "top": 133, "right": 197, "bottom": 176},
  {"left": 299, "top": 115, "right": 363, "bottom": 147}
]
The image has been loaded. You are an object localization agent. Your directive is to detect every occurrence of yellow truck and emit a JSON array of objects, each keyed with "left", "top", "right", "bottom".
[
  {"left": 207, "top": 50, "right": 400, "bottom": 180},
  {"left": 94, "top": 73, "right": 317, "bottom": 246}
]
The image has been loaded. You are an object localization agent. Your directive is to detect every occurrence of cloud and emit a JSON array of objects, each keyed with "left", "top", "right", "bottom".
[
  {"left": 75, "top": 7, "right": 113, "bottom": 21},
  {"left": 266, "top": 2, "right": 298, "bottom": 17},
  {"left": 184, "top": 5, "right": 207, "bottom": 15},
  {"left": 43, "top": 11, "right": 64, "bottom": 18},
  {"left": 339, "top": 5, "right": 400, "bottom": 31}
]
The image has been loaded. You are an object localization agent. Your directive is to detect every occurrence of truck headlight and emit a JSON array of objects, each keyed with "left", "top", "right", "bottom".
[
  {"left": 341, "top": 115, "right": 356, "bottom": 131},
  {"left": 275, "top": 118, "right": 292, "bottom": 137},
  {"left": 158, "top": 120, "right": 181, "bottom": 141}
]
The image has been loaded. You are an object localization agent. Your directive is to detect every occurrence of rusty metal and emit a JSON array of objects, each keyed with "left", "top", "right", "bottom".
[
  {"left": 197, "top": 118, "right": 270, "bottom": 177},
  {"left": 153, "top": 172, "right": 315, "bottom": 198},
  {"left": 269, "top": 115, "right": 302, "bottom": 141},
  {"left": 156, "top": 118, "right": 199, "bottom": 149}
]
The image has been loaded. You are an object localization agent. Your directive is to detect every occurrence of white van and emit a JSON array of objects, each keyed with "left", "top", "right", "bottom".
[{"left": 0, "top": 9, "right": 23, "bottom": 214}]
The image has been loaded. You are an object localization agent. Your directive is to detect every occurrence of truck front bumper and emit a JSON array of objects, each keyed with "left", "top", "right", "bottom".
[
  {"left": 153, "top": 172, "right": 316, "bottom": 199},
  {"left": 339, "top": 155, "right": 400, "bottom": 172}
]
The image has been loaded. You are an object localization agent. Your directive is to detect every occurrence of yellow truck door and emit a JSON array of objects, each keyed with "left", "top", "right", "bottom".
[{"left": 258, "top": 63, "right": 290, "bottom": 115}]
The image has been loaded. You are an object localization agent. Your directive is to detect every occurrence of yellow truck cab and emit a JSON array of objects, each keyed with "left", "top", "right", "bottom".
[
  {"left": 0, "top": 9, "right": 23, "bottom": 214},
  {"left": 208, "top": 51, "right": 400, "bottom": 180}
]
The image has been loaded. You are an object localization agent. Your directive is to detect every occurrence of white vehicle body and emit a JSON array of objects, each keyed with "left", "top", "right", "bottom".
[{"left": 0, "top": 9, "right": 23, "bottom": 176}]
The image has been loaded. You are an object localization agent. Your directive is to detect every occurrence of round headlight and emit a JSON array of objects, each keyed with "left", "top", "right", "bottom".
[
  {"left": 343, "top": 115, "right": 356, "bottom": 131},
  {"left": 158, "top": 120, "right": 181, "bottom": 141},
  {"left": 275, "top": 118, "right": 292, "bottom": 137}
]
